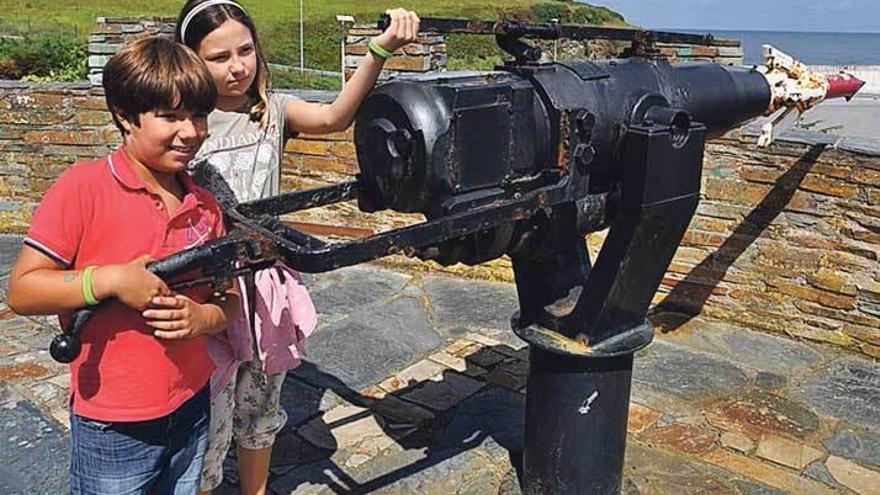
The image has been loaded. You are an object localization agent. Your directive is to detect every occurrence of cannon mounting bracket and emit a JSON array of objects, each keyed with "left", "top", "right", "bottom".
[{"left": 512, "top": 114, "right": 707, "bottom": 358}]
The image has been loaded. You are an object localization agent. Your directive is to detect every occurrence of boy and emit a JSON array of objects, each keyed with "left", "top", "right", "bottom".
[{"left": 7, "top": 36, "right": 239, "bottom": 494}]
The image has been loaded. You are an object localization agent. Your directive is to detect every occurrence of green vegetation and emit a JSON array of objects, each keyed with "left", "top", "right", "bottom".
[
  {"left": 271, "top": 66, "right": 343, "bottom": 91},
  {"left": 531, "top": 1, "right": 624, "bottom": 24},
  {"left": 0, "top": 0, "right": 625, "bottom": 87},
  {"left": 0, "top": 33, "right": 86, "bottom": 81}
]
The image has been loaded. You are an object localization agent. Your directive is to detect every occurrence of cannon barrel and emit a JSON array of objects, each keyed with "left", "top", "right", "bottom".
[{"left": 355, "top": 58, "right": 771, "bottom": 217}]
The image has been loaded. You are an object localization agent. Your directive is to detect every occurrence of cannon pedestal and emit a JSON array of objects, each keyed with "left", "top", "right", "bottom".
[
  {"left": 512, "top": 118, "right": 706, "bottom": 494},
  {"left": 523, "top": 349, "right": 634, "bottom": 493}
]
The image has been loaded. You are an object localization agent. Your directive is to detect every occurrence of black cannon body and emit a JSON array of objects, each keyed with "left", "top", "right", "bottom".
[
  {"left": 349, "top": 56, "right": 773, "bottom": 494},
  {"left": 355, "top": 59, "right": 769, "bottom": 266}
]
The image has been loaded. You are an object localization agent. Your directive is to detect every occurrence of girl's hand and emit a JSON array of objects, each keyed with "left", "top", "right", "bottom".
[
  {"left": 143, "top": 295, "right": 221, "bottom": 340},
  {"left": 99, "top": 255, "right": 170, "bottom": 311},
  {"left": 374, "top": 8, "right": 420, "bottom": 53}
]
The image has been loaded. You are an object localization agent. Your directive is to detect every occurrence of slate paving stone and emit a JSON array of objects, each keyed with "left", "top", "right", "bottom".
[
  {"left": 298, "top": 296, "right": 441, "bottom": 391},
  {"left": 296, "top": 414, "right": 354, "bottom": 452},
  {"left": 423, "top": 275, "right": 519, "bottom": 334},
  {"left": 0, "top": 318, "right": 58, "bottom": 352},
  {"left": 350, "top": 294, "right": 440, "bottom": 347},
  {"left": 804, "top": 460, "right": 841, "bottom": 488},
  {"left": 498, "top": 467, "right": 522, "bottom": 495},
  {"left": 0, "top": 398, "right": 68, "bottom": 495},
  {"left": 0, "top": 380, "right": 15, "bottom": 407},
  {"left": 660, "top": 321, "right": 825, "bottom": 376},
  {"left": 791, "top": 358, "right": 880, "bottom": 429},
  {"left": 269, "top": 430, "right": 335, "bottom": 477},
  {"left": 632, "top": 340, "right": 750, "bottom": 401},
  {"left": 287, "top": 367, "right": 361, "bottom": 413},
  {"left": 1, "top": 322, "right": 61, "bottom": 359},
  {"left": 460, "top": 326, "right": 527, "bottom": 351},
  {"left": 0, "top": 339, "right": 27, "bottom": 358},
  {"left": 26, "top": 380, "right": 66, "bottom": 410},
  {"left": 306, "top": 386, "right": 524, "bottom": 493},
  {"left": 429, "top": 385, "right": 524, "bottom": 459},
  {"left": 755, "top": 371, "right": 787, "bottom": 390},
  {"left": 269, "top": 458, "right": 343, "bottom": 495},
  {"left": 397, "top": 372, "right": 485, "bottom": 412},
  {"left": 368, "top": 395, "right": 435, "bottom": 428},
  {"left": 624, "top": 442, "right": 749, "bottom": 495},
  {"left": 733, "top": 480, "right": 789, "bottom": 495},
  {"left": 706, "top": 389, "right": 820, "bottom": 439},
  {"left": 279, "top": 375, "right": 325, "bottom": 428},
  {"left": 0, "top": 351, "right": 59, "bottom": 383},
  {"left": 0, "top": 235, "right": 21, "bottom": 276},
  {"left": 622, "top": 478, "right": 642, "bottom": 495},
  {"left": 351, "top": 446, "right": 505, "bottom": 494},
  {"left": 823, "top": 427, "right": 880, "bottom": 468},
  {"left": 464, "top": 347, "right": 507, "bottom": 369},
  {"left": 308, "top": 266, "right": 410, "bottom": 320}
]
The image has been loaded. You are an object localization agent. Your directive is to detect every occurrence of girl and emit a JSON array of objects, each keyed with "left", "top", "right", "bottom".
[{"left": 173, "top": 2, "right": 420, "bottom": 494}]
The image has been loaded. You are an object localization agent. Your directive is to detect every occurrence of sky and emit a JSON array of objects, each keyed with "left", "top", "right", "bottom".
[{"left": 583, "top": 0, "right": 880, "bottom": 33}]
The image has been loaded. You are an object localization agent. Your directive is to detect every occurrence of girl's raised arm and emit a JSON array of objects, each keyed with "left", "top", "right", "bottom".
[{"left": 285, "top": 8, "right": 420, "bottom": 135}]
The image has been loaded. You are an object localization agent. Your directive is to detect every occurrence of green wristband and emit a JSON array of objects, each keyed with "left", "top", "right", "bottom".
[
  {"left": 81, "top": 266, "right": 98, "bottom": 306},
  {"left": 368, "top": 38, "right": 394, "bottom": 60}
]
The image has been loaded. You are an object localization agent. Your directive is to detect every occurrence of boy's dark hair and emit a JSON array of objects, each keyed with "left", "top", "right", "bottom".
[{"left": 103, "top": 36, "right": 217, "bottom": 134}]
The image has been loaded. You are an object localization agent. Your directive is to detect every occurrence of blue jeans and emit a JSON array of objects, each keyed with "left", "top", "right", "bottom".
[{"left": 69, "top": 386, "right": 209, "bottom": 495}]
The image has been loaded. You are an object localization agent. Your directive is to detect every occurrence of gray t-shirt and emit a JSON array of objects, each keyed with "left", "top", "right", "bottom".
[{"left": 193, "top": 92, "right": 298, "bottom": 203}]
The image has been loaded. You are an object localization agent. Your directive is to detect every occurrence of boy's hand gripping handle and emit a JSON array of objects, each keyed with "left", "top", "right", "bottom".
[{"left": 48, "top": 253, "right": 213, "bottom": 364}]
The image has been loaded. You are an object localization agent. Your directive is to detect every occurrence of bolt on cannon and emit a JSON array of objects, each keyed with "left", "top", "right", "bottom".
[{"left": 48, "top": 14, "right": 865, "bottom": 495}]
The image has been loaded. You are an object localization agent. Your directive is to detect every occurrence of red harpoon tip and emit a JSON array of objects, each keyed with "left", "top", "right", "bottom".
[{"left": 825, "top": 73, "right": 866, "bottom": 101}]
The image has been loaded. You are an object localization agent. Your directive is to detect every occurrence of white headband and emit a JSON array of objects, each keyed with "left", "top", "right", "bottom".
[{"left": 180, "top": 0, "right": 249, "bottom": 44}]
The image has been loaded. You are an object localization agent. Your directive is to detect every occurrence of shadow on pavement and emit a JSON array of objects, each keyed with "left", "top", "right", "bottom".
[{"left": 227, "top": 345, "right": 529, "bottom": 494}]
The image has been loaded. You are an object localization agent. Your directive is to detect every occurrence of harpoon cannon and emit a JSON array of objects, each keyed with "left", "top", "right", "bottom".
[{"left": 50, "top": 15, "right": 864, "bottom": 495}]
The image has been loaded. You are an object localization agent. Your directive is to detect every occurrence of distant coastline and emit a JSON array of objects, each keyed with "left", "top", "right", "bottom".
[{"left": 671, "top": 29, "right": 880, "bottom": 66}]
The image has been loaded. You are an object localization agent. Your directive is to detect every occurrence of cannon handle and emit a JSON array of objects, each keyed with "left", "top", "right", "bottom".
[
  {"left": 376, "top": 14, "right": 719, "bottom": 46},
  {"left": 48, "top": 252, "right": 211, "bottom": 364}
]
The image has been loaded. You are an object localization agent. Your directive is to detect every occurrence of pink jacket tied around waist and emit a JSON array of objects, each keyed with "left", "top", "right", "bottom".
[{"left": 208, "top": 261, "right": 317, "bottom": 399}]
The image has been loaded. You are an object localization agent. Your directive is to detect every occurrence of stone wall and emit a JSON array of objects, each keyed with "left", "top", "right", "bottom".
[
  {"left": 0, "top": 82, "right": 114, "bottom": 231},
  {"left": 88, "top": 17, "right": 176, "bottom": 85},
  {"left": 538, "top": 37, "right": 742, "bottom": 65},
  {"left": 344, "top": 25, "right": 447, "bottom": 81},
  {"left": 656, "top": 39, "right": 743, "bottom": 65},
  {"left": 657, "top": 127, "right": 880, "bottom": 358}
]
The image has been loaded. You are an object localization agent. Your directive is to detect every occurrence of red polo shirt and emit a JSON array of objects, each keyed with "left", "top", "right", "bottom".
[{"left": 25, "top": 147, "right": 224, "bottom": 421}]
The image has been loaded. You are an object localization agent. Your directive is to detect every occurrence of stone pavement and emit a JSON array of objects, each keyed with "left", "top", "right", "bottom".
[{"left": 0, "top": 234, "right": 878, "bottom": 494}]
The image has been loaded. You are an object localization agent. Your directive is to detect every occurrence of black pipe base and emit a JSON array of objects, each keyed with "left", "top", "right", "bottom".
[{"left": 522, "top": 347, "right": 634, "bottom": 495}]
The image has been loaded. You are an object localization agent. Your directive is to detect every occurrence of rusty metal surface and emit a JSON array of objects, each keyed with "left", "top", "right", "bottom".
[
  {"left": 512, "top": 319, "right": 654, "bottom": 357},
  {"left": 404, "top": 16, "right": 720, "bottom": 47}
]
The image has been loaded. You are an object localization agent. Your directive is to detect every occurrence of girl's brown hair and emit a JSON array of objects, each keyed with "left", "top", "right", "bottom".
[
  {"left": 175, "top": 0, "right": 271, "bottom": 128},
  {"left": 103, "top": 35, "right": 217, "bottom": 134}
]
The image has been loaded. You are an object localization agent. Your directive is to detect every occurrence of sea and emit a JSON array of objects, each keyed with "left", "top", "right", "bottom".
[{"left": 673, "top": 29, "right": 880, "bottom": 66}]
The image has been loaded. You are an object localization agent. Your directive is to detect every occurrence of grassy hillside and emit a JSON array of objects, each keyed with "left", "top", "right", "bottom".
[{"left": 0, "top": 0, "right": 625, "bottom": 84}]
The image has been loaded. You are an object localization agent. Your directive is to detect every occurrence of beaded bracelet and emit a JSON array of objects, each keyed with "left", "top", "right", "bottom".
[{"left": 368, "top": 38, "right": 394, "bottom": 60}]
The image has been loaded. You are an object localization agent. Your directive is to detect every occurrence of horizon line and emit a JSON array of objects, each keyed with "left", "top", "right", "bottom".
[{"left": 657, "top": 26, "right": 880, "bottom": 35}]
